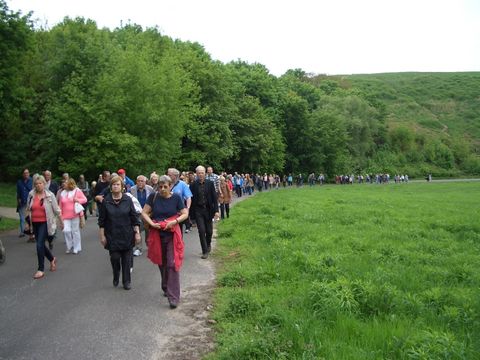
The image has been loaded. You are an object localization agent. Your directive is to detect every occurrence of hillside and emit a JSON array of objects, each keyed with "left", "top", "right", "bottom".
[{"left": 345, "top": 72, "right": 480, "bottom": 142}]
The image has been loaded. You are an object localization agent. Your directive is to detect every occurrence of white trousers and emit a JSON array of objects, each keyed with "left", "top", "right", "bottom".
[{"left": 64, "top": 217, "right": 81, "bottom": 253}]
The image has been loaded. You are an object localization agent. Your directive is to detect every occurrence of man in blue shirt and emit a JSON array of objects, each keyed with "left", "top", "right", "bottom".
[
  {"left": 167, "top": 168, "right": 192, "bottom": 233},
  {"left": 16, "top": 168, "right": 32, "bottom": 238}
]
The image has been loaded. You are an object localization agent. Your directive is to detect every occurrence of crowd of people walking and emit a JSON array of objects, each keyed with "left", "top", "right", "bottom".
[{"left": 15, "top": 166, "right": 412, "bottom": 306}]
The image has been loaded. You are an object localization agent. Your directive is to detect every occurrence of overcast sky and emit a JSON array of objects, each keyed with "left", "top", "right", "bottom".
[{"left": 8, "top": 0, "right": 480, "bottom": 76}]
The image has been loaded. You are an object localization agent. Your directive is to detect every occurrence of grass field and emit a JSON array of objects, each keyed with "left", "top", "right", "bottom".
[
  {"left": 0, "top": 183, "right": 17, "bottom": 208},
  {"left": 0, "top": 217, "right": 18, "bottom": 232},
  {"left": 209, "top": 182, "right": 480, "bottom": 359}
]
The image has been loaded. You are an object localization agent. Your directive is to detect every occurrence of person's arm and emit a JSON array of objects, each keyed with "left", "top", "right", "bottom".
[
  {"left": 164, "top": 197, "right": 188, "bottom": 230},
  {"left": 75, "top": 188, "right": 88, "bottom": 205},
  {"left": 98, "top": 198, "right": 106, "bottom": 245},
  {"left": 211, "top": 182, "right": 220, "bottom": 220},
  {"left": 50, "top": 193, "right": 64, "bottom": 229},
  {"left": 141, "top": 202, "right": 161, "bottom": 229}
]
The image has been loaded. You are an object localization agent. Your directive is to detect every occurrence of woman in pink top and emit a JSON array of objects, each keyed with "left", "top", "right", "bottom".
[
  {"left": 59, "top": 178, "right": 87, "bottom": 254},
  {"left": 25, "top": 174, "right": 62, "bottom": 279}
]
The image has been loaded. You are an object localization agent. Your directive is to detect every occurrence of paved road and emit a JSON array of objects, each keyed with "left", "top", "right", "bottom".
[{"left": 0, "top": 214, "right": 216, "bottom": 360}]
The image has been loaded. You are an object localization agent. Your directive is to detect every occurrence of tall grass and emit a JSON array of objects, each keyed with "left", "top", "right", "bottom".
[{"left": 208, "top": 183, "right": 480, "bottom": 359}]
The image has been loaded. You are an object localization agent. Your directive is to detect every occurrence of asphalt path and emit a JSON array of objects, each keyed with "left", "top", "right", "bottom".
[{"left": 0, "top": 214, "right": 216, "bottom": 360}]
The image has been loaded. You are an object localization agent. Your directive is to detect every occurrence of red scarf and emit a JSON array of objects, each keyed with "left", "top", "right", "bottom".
[{"left": 147, "top": 216, "right": 184, "bottom": 271}]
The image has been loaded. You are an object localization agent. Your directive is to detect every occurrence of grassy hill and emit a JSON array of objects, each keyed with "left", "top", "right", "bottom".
[{"left": 345, "top": 72, "right": 480, "bottom": 143}]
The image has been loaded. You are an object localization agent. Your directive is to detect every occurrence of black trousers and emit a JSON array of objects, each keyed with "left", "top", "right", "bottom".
[
  {"left": 109, "top": 249, "right": 132, "bottom": 285},
  {"left": 220, "top": 203, "right": 230, "bottom": 219},
  {"left": 195, "top": 207, "right": 213, "bottom": 255}
]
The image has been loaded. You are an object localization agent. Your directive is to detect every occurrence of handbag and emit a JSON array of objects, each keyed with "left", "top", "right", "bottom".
[{"left": 74, "top": 202, "right": 84, "bottom": 214}]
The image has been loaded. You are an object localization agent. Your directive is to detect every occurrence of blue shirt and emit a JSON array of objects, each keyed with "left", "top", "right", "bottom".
[
  {"left": 136, "top": 188, "right": 148, "bottom": 208},
  {"left": 171, "top": 180, "right": 192, "bottom": 203},
  {"left": 17, "top": 177, "right": 33, "bottom": 206}
]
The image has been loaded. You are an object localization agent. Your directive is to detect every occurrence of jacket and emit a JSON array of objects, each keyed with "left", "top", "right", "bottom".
[
  {"left": 98, "top": 193, "right": 141, "bottom": 251},
  {"left": 26, "top": 189, "right": 61, "bottom": 236},
  {"left": 189, "top": 179, "right": 218, "bottom": 219},
  {"left": 147, "top": 217, "right": 184, "bottom": 271}
]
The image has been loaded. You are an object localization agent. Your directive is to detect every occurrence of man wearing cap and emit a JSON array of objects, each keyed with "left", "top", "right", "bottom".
[{"left": 118, "top": 169, "right": 135, "bottom": 193}]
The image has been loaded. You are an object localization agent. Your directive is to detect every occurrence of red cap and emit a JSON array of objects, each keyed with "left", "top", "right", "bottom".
[{"left": 117, "top": 168, "right": 126, "bottom": 174}]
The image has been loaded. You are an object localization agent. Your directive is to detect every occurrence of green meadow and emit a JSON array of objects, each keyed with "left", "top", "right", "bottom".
[{"left": 209, "top": 182, "right": 480, "bottom": 359}]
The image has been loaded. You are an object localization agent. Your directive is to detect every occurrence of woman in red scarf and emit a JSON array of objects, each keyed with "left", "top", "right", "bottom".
[{"left": 142, "top": 175, "right": 188, "bottom": 309}]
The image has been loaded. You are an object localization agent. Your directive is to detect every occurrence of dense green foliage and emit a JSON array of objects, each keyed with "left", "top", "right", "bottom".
[
  {"left": 211, "top": 183, "right": 480, "bottom": 359},
  {"left": 1, "top": 1, "right": 479, "bottom": 181}
]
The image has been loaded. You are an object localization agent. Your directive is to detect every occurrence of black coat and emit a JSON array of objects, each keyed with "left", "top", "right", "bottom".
[
  {"left": 189, "top": 179, "right": 219, "bottom": 219},
  {"left": 98, "top": 193, "right": 141, "bottom": 251}
]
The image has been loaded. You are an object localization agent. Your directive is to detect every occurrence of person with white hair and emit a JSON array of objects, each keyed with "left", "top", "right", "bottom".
[{"left": 189, "top": 166, "right": 219, "bottom": 259}]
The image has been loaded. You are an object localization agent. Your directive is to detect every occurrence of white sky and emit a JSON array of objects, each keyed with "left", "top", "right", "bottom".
[{"left": 8, "top": 0, "right": 480, "bottom": 76}]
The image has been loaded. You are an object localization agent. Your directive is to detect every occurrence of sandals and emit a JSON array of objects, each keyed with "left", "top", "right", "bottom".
[
  {"left": 33, "top": 271, "right": 45, "bottom": 279},
  {"left": 50, "top": 257, "right": 57, "bottom": 272}
]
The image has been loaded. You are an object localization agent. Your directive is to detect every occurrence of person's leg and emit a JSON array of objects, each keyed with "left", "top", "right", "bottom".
[
  {"left": 33, "top": 222, "right": 47, "bottom": 272},
  {"left": 195, "top": 211, "right": 208, "bottom": 255},
  {"left": 109, "top": 250, "right": 121, "bottom": 286},
  {"left": 219, "top": 203, "right": 225, "bottom": 219},
  {"left": 205, "top": 213, "right": 213, "bottom": 253},
  {"left": 225, "top": 203, "right": 230, "bottom": 218},
  {"left": 63, "top": 219, "right": 73, "bottom": 253},
  {"left": 120, "top": 249, "right": 132, "bottom": 288},
  {"left": 18, "top": 205, "right": 26, "bottom": 235},
  {"left": 164, "top": 236, "right": 180, "bottom": 306},
  {"left": 71, "top": 217, "right": 81, "bottom": 253},
  {"left": 158, "top": 236, "right": 169, "bottom": 295}
]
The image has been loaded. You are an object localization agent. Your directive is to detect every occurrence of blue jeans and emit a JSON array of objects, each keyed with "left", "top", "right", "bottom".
[
  {"left": 18, "top": 204, "right": 26, "bottom": 234},
  {"left": 33, "top": 222, "right": 54, "bottom": 271}
]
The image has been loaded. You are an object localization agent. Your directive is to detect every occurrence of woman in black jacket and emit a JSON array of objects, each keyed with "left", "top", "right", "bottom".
[{"left": 99, "top": 176, "right": 141, "bottom": 290}]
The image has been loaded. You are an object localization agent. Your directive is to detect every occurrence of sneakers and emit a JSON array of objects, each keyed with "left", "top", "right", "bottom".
[
  {"left": 133, "top": 249, "right": 142, "bottom": 257},
  {"left": 185, "top": 229, "right": 190, "bottom": 234},
  {"left": 201, "top": 253, "right": 209, "bottom": 259}
]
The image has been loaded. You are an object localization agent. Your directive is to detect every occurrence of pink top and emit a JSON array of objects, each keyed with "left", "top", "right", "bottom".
[
  {"left": 31, "top": 195, "right": 47, "bottom": 222},
  {"left": 59, "top": 189, "right": 87, "bottom": 220}
]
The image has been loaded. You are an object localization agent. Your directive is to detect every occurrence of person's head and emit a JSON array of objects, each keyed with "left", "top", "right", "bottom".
[
  {"left": 196, "top": 165, "right": 206, "bottom": 182},
  {"left": 62, "top": 173, "right": 69, "bottom": 181},
  {"left": 22, "top": 168, "right": 30, "bottom": 180},
  {"left": 158, "top": 175, "right": 172, "bottom": 198},
  {"left": 150, "top": 172, "right": 159, "bottom": 184},
  {"left": 207, "top": 166, "right": 213, "bottom": 175},
  {"left": 66, "top": 178, "right": 77, "bottom": 191},
  {"left": 110, "top": 176, "right": 124, "bottom": 194},
  {"left": 102, "top": 170, "right": 111, "bottom": 182},
  {"left": 33, "top": 174, "right": 46, "bottom": 193},
  {"left": 219, "top": 175, "right": 226, "bottom": 183},
  {"left": 136, "top": 175, "right": 147, "bottom": 189},
  {"left": 79, "top": 174, "right": 85, "bottom": 182},
  {"left": 117, "top": 169, "right": 126, "bottom": 179},
  {"left": 91, "top": 180, "right": 97, "bottom": 188},
  {"left": 44, "top": 170, "right": 52, "bottom": 182},
  {"left": 167, "top": 168, "right": 180, "bottom": 183}
]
